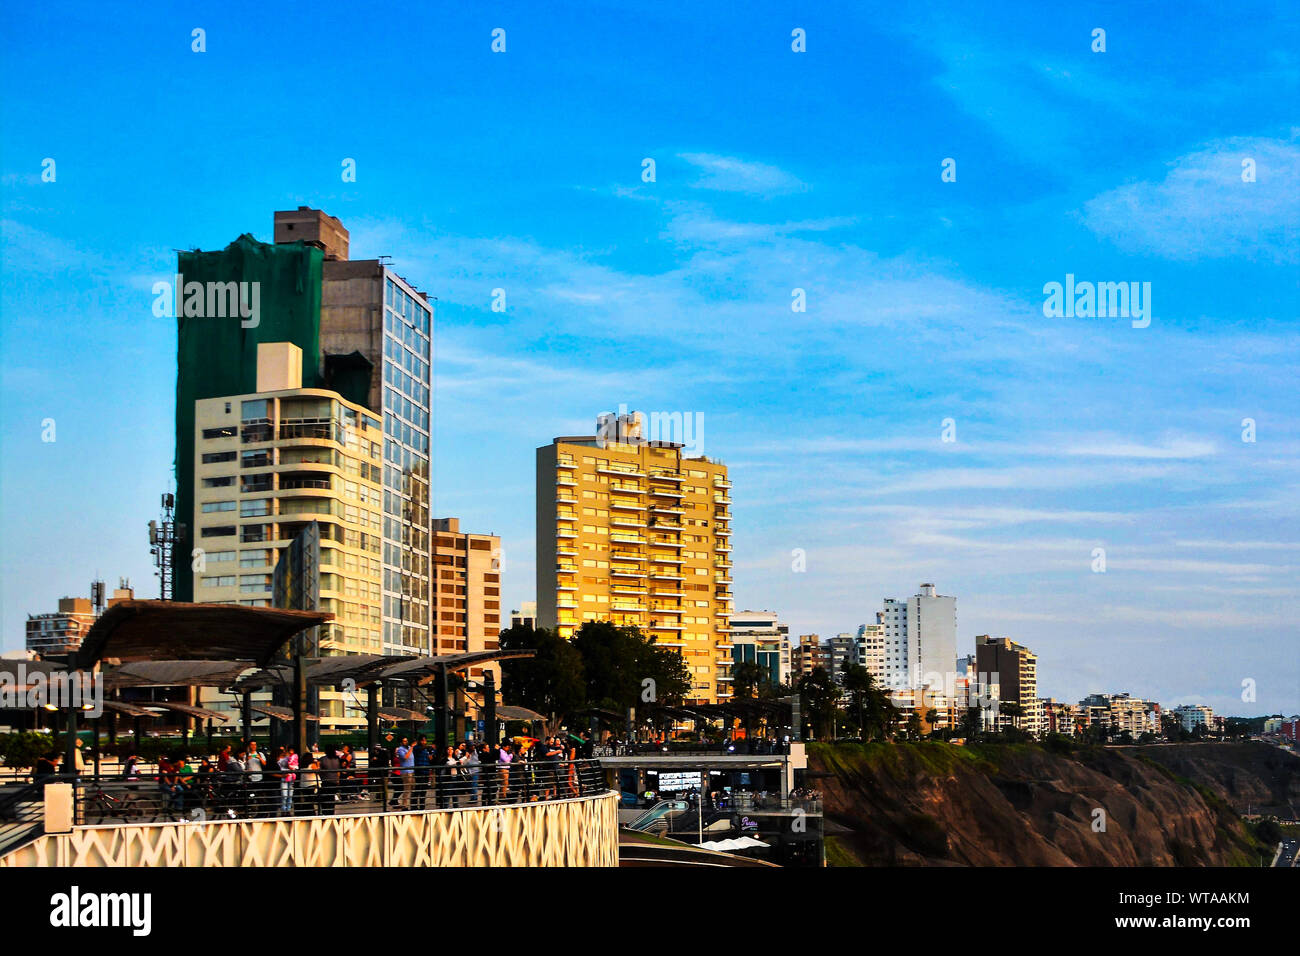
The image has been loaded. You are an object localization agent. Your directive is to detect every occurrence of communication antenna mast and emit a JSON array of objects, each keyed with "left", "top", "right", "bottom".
[{"left": 149, "top": 492, "right": 186, "bottom": 600}]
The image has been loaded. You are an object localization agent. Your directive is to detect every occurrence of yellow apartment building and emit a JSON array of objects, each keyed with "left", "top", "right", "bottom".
[{"left": 536, "top": 413, "right": 733, "bottom": 705}]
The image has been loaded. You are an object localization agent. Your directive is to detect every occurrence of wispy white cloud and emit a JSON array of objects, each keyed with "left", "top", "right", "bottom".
[
  {"left": 677, "top": 153, "right": 808, "bottom": 196},
  {"left": 1081, "top": 136, "right": 1300, "bottom": 263}
]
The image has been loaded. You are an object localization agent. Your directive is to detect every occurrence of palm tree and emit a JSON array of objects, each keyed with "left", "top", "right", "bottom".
[{"left": 924, "top": 708, "right": 940, "bottom": 739}]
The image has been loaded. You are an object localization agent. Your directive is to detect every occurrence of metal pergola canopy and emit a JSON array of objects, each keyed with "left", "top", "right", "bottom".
[{"left": 78, "top": 600, "right": 332, "bottom": 667}]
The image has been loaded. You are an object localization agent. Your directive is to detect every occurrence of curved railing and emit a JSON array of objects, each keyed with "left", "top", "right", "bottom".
[{"left": 75, "top": 758, "right": 607, "bottom": 825}]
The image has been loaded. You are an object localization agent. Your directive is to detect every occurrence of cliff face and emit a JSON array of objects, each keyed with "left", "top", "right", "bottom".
[
  {"left": 812, "top": 742, "right": 1271, "bottom": 867},
  {"left": 1127, "top": 743, "right": 1300, "bottom": 817}
]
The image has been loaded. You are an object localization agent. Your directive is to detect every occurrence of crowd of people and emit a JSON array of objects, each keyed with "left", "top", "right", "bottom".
[{"left": 84, "top": 731, "right": 601, "bottom": 819}]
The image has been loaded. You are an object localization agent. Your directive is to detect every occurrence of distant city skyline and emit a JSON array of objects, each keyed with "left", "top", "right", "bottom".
[{"left": 2, "top": 1, "right": 1297, "bottom": 718}]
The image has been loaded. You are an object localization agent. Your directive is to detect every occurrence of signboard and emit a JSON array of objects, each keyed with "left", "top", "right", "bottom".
[{"left": 654, "top": 771, "right": 703, "bottom": 792}]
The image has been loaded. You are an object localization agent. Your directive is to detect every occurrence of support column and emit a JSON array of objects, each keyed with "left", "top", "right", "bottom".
[
  {"left": 483, "top": 671, "right": 497, "bottom": 746},
  {"left": 367, "top": 684, "right": 379, "bottom": 762}
]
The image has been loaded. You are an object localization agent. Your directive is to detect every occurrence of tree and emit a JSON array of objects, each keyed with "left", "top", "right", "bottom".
[
  {"left": 841, "top": 664, "right": 890, "bottom": 741},
  {"left": 570, "top": 620, "right": 691, "bottom": 712},
  {"left": 798, "top": 666, "right": 839, "bottom": 740},
  {"left": 924, "top": 709, "right": 940, "bottom": 738},
  {"left": 731, "top": 660, "right": 767, "bottom": 739},
  {"left": 498, "top": 624, "right": 586, "bottom": 723},
  {"left": 999, "top": 701, "right": 1024, "bottom": 733},
  {"left": 905, "top": 712, "right": 923, "bottom": 741}
]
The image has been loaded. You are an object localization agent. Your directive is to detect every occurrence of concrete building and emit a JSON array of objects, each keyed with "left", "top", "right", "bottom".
[
  {"left": 880, "top": 583, "right": 957, "bottom": 692},
  {"left": 729, "top": 610, "right": 791, "bottom": 689},
  {"left": 431, "top": 518, "right": 503, "bottom": 726},
  {"left": 1173, "top": 703, "right": 1215, "bottom": 734},
  {"left": 510, "top": 601, "right": 538, "bottom": 630},
  {"left": 792, "top": 636, "right": 832, "bottom": 680},
  {"left": 975, "top": 635, "right": 1040, "bottom": 734},
  {"left": 855, "top": 619, "right": 887, "bottom": 685},
  {"left": 25, "top": 582, "right": 135, "bottom": 659},
  {"left": 177, "top": 208, "right": 435, "bottom": 659},
  {"left": 535, "top": 412, "right": 733, "bottom": 704},
  {"left": 25, "top": 598, "right": 97, "bottom": 659},
  {"left": 828, "top": 633, "right": 856, "bottom": 683},
  {"left": 1039, "top": 698, "right": 1079, "bottom": 736}
]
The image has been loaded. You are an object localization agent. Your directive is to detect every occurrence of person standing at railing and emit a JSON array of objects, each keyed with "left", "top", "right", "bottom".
[
  {"left": 477, "top": 742, "right": 497, "bottom": 804},
  {"left": 298, "top": 748, "right": 320, "bottom": 816},
  {"left": 318, "top": 746, "right": 341, "bottom": 815},
  {"left": 439, "top": 745, "right": 460, "bottom": 808},
  {"left": 277, "top": 747, "right": 298, "bottom": 815},
  {"left": 464, "top": 743, "right": 481, "bottom": 804},
  {"left": 412, "top": 735, "right": 431, "bottom": 811},
  {"left": 339, "top": 745, "right": 358, "bottom": 798},
  {"left": 393, "top": 737, "right": 415, "bottom": 809},
  {"left": 496, "top": 741, "right": 513, "bottom": 801}
]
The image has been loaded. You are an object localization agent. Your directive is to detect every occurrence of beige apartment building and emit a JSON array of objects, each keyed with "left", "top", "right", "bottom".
[
  {"left": 432, "top": 518, "right": 503, "bottom": 720},
  {"left": 536, "top": 413, "right": 733, "bottom": 704},
  {"left": 192, "top": 342, "right": 385, "bottom": 728}
]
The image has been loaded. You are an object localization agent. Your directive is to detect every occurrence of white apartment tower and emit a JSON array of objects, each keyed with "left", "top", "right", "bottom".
[{"left": 880, "top": 583, "right": 957, "bottom": 691}]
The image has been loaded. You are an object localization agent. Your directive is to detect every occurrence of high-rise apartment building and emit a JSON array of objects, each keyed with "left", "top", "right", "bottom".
[
  {"left": 25, "top": 583, "right": 134, "bottom": 659},
  {"left": 880, "top": 583, "right": 957, "bottom": 691},
  {"left": 976, "top": 635, "right": 1040, "bottom": 734},
  {"left": 535, "top": 412, "right": 733, "bottom": 704},
  {"left": 855, "top": 619, "right": 886, "bottom": 685},
  {"left": 432, "top": 517, "right": 501, "bottom": 684},
  {"left": 828, "top": 633, "right": 856, "bottom": 682},
  {"left": 729, "top": 610, "right": 791, "bottom": 689},
  {"left": 792, "top": 636, "right": 832, "bottom": 679},
  {"left": 177, "top": 208, "right": 435, "bottom": 658},
  {"left": 193, "top": 343, "right": 385, "bottom": 646}
]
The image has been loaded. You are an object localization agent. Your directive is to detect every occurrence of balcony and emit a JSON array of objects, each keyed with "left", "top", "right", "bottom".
[
  {"left": 649, "top": 538, "right": 683, "bottom": 549},
  {"left": 556, "top": 458, "right": 576, "bottom": 470},
  {"left": 649, "top": 487, "right": 685, "bottom": 499},
  {"left": 649, "top": 572, "right": 684, "bottom": 581},
  {"left": 610, "top": 551, "right": 645, "bottom": 562},
  {"left": 714, "top": 509, "right": 732, "bottom": 520},
  {"left": 648, "top": 471, "right": 684, "bottom": 483},
  {"left": 713, "top": 494, "right": 733, "bottom": 505},
  {"left": 649, "top": 506, "right": 686, "bottom": 516},
  {"left": 611, "top": 519, "right": 646, "bottom": 530},
  {"left": 612, "top": 603, "right": 646, "bottom": 613},
  {"left": 557, "top": 477, "right": 577, "bottom": 487},
  {"left": 597, "top": 467, "right": 646, "bottom": 479},
  {"left": 715, "top": 527, "right": 731, "bottom": 536},
  {"left": 610, "top": 535, "right": 646, "bottom": 546},
  {"left": 556, "top": 530, "right": 578, "bottom": 539},
  {"left": 610, "top": 568, "right": 642, "bottom": 578},
  {"left": 713, "top": 477, "right": 732, "bottom": 489},
  {"left": 556, "top": 494, "right": 578, "bottom": 504},
  {"left": 649, "top": 556, "right": 683, "bottom": 565}
]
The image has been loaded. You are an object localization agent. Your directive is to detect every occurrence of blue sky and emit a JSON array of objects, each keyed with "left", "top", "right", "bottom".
[{"left": 2, "top": 1, "right": 1297, "bottom": 716}]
